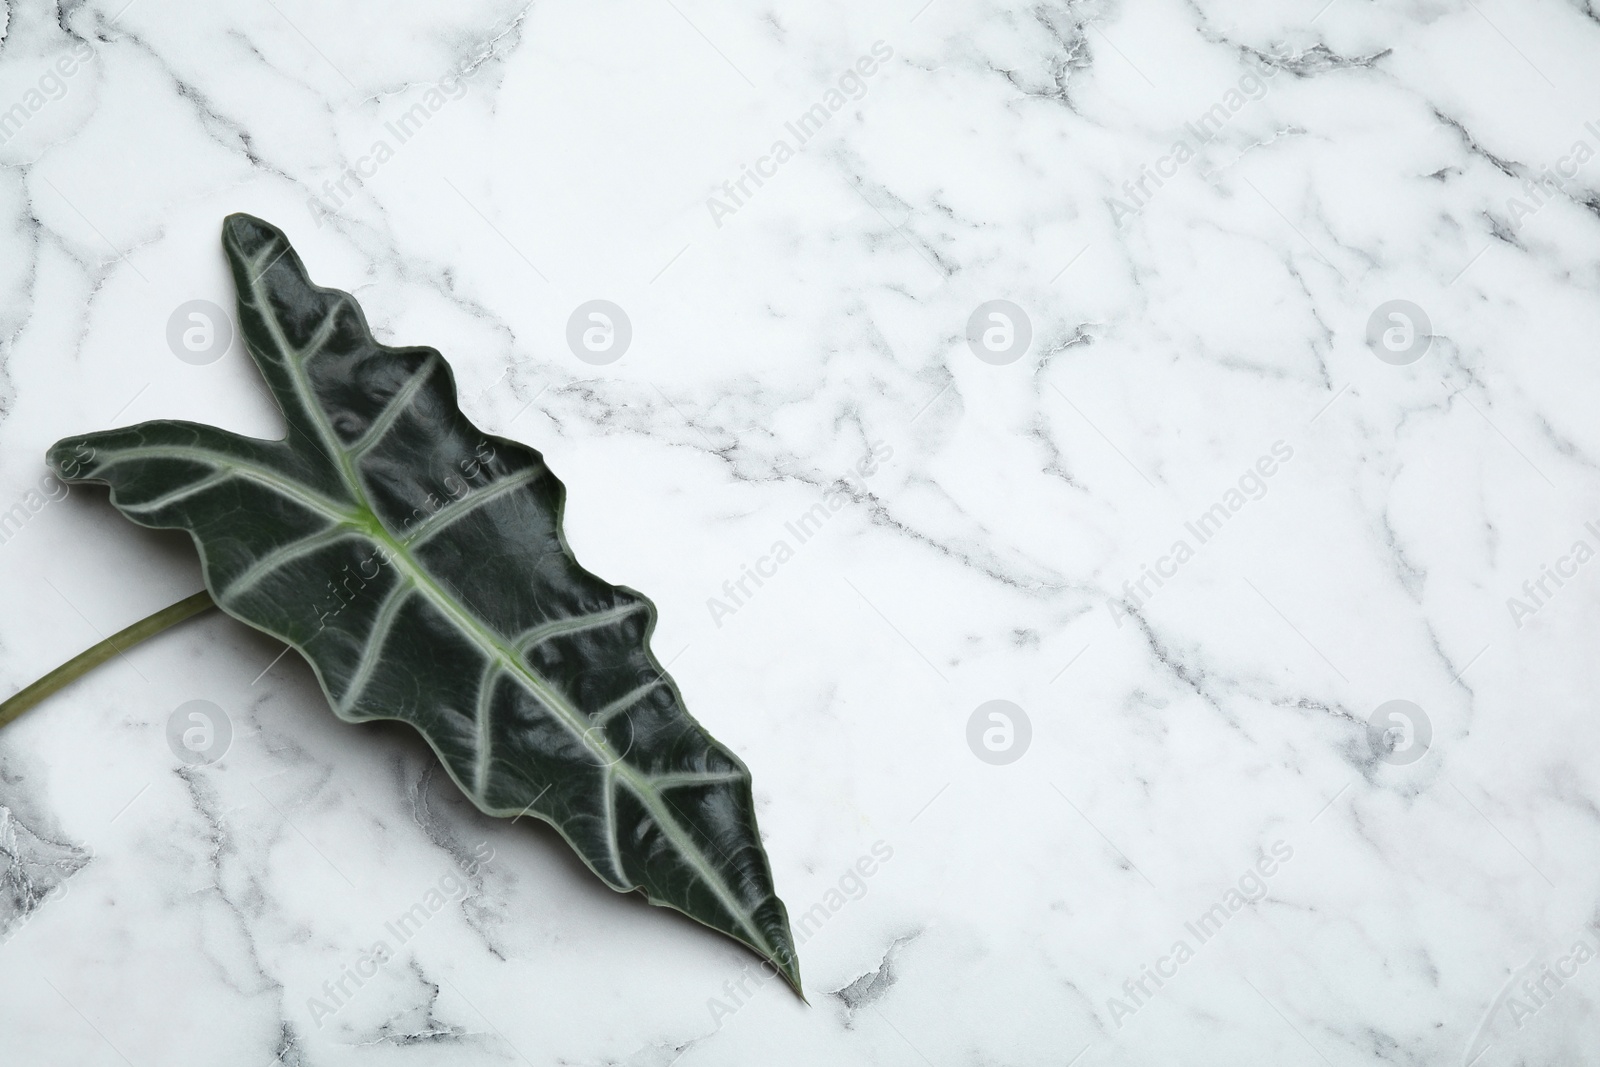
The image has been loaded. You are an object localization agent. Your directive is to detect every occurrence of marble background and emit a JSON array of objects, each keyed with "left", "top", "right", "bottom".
[{"left": 1, "top": 0, "right": 1598, "bottom": 1063}]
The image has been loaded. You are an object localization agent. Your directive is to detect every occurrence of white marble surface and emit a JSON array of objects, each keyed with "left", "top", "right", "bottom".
[{"left": 1, "top": 0, "right": 1599, "bottom": 1063}]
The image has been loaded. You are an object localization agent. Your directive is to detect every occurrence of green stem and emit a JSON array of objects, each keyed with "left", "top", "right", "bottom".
[{"left": 0, "top": 590, "right": 218, "bottom": 729}]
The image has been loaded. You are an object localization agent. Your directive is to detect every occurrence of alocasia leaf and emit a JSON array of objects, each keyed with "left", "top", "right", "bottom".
[{"left": 47, "top": 214, "right": 800, "bottom": 991}]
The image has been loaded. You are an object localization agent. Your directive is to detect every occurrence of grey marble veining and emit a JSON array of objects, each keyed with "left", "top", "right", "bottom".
[{"left": 1, "top": 0, "right": 1599, "bottom": 1063}]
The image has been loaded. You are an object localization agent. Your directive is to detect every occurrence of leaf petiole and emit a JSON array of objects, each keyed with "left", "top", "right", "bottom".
[{"left": 0, "top": 590, "right": 217, "bottom": 729}]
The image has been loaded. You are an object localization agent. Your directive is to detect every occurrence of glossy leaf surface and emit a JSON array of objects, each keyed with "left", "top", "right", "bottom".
[{"left": 48, "top": 214, "right": 799, "bottom": 989}]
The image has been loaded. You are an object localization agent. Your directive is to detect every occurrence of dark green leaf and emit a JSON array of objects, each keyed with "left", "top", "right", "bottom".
[{"left": 48, "top": 214, "right": 800, "bottom": 991}]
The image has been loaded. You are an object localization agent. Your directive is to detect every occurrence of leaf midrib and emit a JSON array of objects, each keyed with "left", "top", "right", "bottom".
[{"left": 239, "top": 246, "right": 780, "bottom": 964}]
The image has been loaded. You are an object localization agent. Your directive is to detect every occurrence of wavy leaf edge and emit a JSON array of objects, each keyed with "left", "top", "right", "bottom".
[{"left": 46, "top": 213, "right": 801, "bottom": 993}]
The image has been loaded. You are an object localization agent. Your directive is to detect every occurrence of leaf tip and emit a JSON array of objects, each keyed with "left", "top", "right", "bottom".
[
  {"left": 769, "top": 943, "right": 805, "bottom": 1002},
  {"left": 45, "top": 437, "right": 89, "bottom": 482},
  {"left": 222, "top": 212, "right": 284, "bottom": 259}
]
